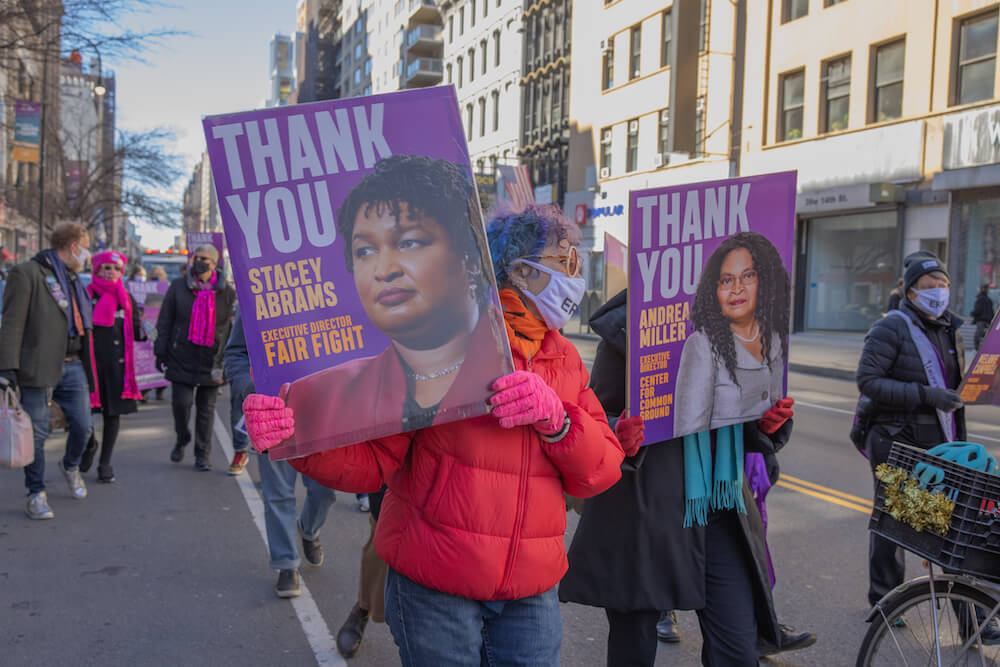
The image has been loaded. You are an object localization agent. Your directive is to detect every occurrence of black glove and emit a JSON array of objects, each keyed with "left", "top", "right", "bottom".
[
  {"left": 0, "top": 369, "right": 16, "bottom": 392},
  {"left": 155, "top": 356, "right": 167, "bottom": 374},
  {"left": 921, "top": 386, "right": 963, "bottom": 413}
]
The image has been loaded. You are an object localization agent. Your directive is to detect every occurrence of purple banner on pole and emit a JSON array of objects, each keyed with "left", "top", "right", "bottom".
[
  {"left": 203, "top": 87, "right": 514, "bottom": 459},
  {"left": 127, "top": 280, "right": 170, "bottom": 391},
  {"left": 959, "top": 310, "right": 1000, "bottom": 406},
  {"left": 628, "top": 171, "right": 797, "bottom": 444}
]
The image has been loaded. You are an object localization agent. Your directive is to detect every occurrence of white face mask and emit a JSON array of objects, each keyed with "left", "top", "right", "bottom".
[
  {"left": 516, "top": 259, "right": 586, "bottom": 330},
  {"left": 72, "top": 245, "right": 90, "bottom": 269},
  {"left": 913, "top": 287, "right": 950, "bottom": 318},
  {"left": 133, "top": 275, "right": 147, "bottom": 282}
]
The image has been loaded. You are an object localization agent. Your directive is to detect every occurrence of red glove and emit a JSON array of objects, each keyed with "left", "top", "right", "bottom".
[
  {"left": 614, "top": 410, "right": 644, "bottom": 457},
  {"left": 758, "top": 397, "right": 794, "bottom": 435},
  {"left": 489, "top": 371, "right": 564, "bottom": 434},
  {"left": 243, "top": 394, "right": 295, "bottom": 453}
]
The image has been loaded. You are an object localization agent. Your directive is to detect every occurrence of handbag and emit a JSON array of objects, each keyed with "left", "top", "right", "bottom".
[{"left": 0, "top": 385, "right": 35, "bottom": 468}]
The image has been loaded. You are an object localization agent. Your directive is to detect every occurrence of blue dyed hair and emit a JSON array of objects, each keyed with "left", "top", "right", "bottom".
[{"left": 486, "top": 202, "right": 579, "bottom": 285}]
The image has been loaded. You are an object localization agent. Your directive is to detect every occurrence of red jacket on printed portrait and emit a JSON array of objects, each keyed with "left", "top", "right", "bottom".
[{"left": 288, "top": 327, "right": 625, "bottom": 601}]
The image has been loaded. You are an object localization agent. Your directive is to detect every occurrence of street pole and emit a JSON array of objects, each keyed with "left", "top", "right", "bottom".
[{"left": 36, "top": 41, "right": 49, "bottom": 248}]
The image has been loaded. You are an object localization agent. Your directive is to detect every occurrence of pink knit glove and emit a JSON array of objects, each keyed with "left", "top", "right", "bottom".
[
  {"left": 243, "top": 394, "right": 295, "bottom": 453},
  {"left": 489, "top": 371, "right": 564, "bottom": 434}
]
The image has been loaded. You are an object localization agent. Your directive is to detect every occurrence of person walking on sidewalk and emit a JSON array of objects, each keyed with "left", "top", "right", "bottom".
[
  {"left": 223, "top": 313, "right": 335, "bottom": 598},
  {"left": 244, "top": 204, "right": 625, "bottom": 665},
  {"left": 855, "top": 251, "right": 1000, "bottom": 642},
  {"left": 78, "top": 251, "right": 146, "bottom": 483},
  {"left": 0, "top": 222, "right": 95, "bottom": 519},
  {"left": 155, "top": 244, "right": 235, "bottom": 471},
  {"left": 559, "top": 288, "right": 814, "bottom": 667},
  {"left": 971, "top": 284, "right": 995, "bottom": 349}
]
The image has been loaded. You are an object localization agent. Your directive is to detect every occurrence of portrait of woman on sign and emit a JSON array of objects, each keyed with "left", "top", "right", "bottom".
[
  {"left": 674, "top": 231, "right": 790, "bottom": 436},
  {"left": 273, "top": 154, "right": 512, "bottom": 458}
]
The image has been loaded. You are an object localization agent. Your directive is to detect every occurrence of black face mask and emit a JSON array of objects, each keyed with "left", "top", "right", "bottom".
[{"left": 192, "top": 260, "right": 211, "bottom": 275}]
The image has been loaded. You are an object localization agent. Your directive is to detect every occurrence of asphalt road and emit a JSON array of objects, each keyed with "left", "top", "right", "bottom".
[{"left": 3, "top": 350, "right": 999, "bottom": 666}]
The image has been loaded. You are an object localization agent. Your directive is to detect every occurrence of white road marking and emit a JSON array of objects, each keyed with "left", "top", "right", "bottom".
[
  {"left": 213, "top": 413, "right": 346, "bottom": 667},
  {"left": 795, "top": 400, "right": 1000, "bottom": 445}
]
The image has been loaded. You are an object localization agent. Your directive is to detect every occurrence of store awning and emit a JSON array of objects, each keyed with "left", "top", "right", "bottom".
[{"left": 932, "top": 163, "right": 1000, "bottom": 191}]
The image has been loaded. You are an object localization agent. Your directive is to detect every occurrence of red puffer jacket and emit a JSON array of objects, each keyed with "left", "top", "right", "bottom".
[{"left": 289, "top": 329, "right": 624, "bottom": 601}]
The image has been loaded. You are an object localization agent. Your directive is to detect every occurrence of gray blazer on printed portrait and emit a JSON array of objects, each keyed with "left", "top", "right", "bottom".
[{"left": 673, "top": 329, "right": 785, "bottom": 436}]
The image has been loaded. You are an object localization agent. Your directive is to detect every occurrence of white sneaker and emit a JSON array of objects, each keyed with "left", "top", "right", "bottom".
[
  {"left": 26, "top": 491, "right": 54, "bottom": 520},
  {"left": 59, "top": 460, "right": 87, "bottom": 499}
]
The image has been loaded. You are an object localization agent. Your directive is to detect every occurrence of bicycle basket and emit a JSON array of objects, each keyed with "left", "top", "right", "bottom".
[{"left": 869, "top": 441, "right": 1000, "bottom": 582}]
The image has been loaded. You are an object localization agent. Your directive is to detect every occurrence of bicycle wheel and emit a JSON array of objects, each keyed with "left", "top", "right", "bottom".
[{"left": 857, "top": 577, "right": 1000, "bottom": 666}]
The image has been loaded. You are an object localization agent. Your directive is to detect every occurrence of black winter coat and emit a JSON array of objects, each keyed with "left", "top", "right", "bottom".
[
  {"left": 91, "top": 294, "right": 145, "bottom": 416},
  {"left": 155, "top": 271, "right": 236, "bottom": 387},
  {"left": 972, "top": 292, "right": 995, "bottom": 324},
  {"left": 857, "top": 300, "right": 967, "bottom": 448},
  {"left": 558, "top": 289, "right": 781, "bottom": 645}
]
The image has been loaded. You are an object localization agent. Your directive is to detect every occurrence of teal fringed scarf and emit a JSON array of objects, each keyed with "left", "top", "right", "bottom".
[{"left": 683, "top": 424, "right": 747, "bottom": 527}]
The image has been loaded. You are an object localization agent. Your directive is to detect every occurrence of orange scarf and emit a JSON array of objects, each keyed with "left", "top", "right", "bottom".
[{"left": 500, "top": 289, "right": 548, "bottom": 359}]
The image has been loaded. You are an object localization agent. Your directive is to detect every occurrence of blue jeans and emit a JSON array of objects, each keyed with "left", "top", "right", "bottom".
[
  {"left": 230, "top": 383, "right": 249, "bottom": 453},
  {"left": 21, "top": 360, "right": 93, "bottom": 494},
  {"left": 384, "top": 568, "right": 561, "bottom": 667},
  {"left": 256, "top": 452, "right": 335, "bottom": 570}
]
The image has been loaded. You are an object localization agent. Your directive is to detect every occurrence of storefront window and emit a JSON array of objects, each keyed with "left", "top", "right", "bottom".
[
  {"left": 958, "top": 199, "right": 1000, "bottom": 316},
  {"left": 805, "top": 211, "right": 899, "bottom": 331}
]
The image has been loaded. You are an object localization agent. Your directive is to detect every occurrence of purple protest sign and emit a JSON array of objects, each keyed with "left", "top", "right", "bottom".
[
  {"left": 959, "top": 310, "right": 1000, "bottom": 405},
  {"left": 127, "top": 280, "right": 170, "bottom": 390},
  {"left": 628, "top": 171, "right": 796, "bottom": 444},
  {"left": 203, "top": 87, "right": 514, "bottom": 459},
  {"left": 186, "top": 231, "right": 225, "bottom": 268}
]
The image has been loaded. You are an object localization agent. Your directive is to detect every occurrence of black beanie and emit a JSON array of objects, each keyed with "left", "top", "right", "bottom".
[{"left": 903, "top": 251, "right": 949, "bottom": 293}]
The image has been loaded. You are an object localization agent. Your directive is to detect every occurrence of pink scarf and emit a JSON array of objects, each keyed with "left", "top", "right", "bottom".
[
  {"left": 87, "top": 271, "right": 141, "bottom": 404},
  {"left": 188, "top": 271, "right": 217, "bottom": 346}
]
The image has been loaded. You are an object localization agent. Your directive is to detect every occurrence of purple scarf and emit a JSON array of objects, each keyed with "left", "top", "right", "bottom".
[
  {"left": 745, "top": 452, "right": 776, "bottom": 587},
  {"left": 188, "top": 272, "right": 217, "bottom": 347}
]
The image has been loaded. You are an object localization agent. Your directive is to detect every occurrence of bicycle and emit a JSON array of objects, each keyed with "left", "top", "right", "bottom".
[{"left": 856, "top": 442, "right": 1000, "bottom": 666}]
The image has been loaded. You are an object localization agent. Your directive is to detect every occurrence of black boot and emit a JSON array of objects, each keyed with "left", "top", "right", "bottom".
[
  {"left": 97, "top": 463, "right": 115, "bottom": 483},
  {"left": 79, "top": 434, "right": 99, "bottom": 473},
  {"left": 336, "top": 603, "right": 370, "bottom": 658},
  {"left": 170, "top": 443, "right": 185, "bottom": 463},
  {"left": 656, "top": 610, "right": 680, "bottom": 643}
]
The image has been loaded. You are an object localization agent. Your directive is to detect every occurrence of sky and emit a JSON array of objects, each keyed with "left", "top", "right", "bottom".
[{"left": 110, "top": 1, "right": 296, "bottom": 249}]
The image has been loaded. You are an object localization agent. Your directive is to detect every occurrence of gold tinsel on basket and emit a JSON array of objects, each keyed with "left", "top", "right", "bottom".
[{"left": 875, "top": 464, "right": 955, "bottom": 536}]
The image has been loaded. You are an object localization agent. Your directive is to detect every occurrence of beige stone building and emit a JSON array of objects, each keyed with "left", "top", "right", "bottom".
[{"left": 568, "top": 0, "right": 1000, "bottom": 332}]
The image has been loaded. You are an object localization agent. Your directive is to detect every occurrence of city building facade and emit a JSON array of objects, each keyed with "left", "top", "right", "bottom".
[{"left": 440, "top": 0, "right": 523, "bottom": 212}]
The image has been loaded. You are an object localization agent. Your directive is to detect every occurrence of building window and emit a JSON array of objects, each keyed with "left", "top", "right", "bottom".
[
  {"left": 661, "top": 11, "right": 672, "bottom": 68},
  {"left": 483, "top": 0, "right": 487, "bottom": 17},
  {"left": 494, "top": 31, "right": 501, "bottom": 67},
  {"left": 479, "top": 97, "right": 486, "bottom": 137},
  {"left": 782, "top": 0, "right": 808, "bottom": 23},
  {"left": 824, "top": 0, "right": 847, "bottom": 5},
  {"left": 354, "top": 68, "right": 361, "bottom": 85},
  {"left": 820, "top": 55, "right": 851, "bottom": 133},
  {"left": 955, "top": 11, "right": 998, "bottom": 105},
  {"left": 525, "top": 17, "right": 534, "bottom": 64},
  {"left": 602, "top": 37, "right": 614, "bottom": 90},
  {"left": 552, "top": 77, "right": 562, "bottom": 125},
  {"left": 629, "top": 25, "right": 641, "bottom": 80},
  {"left": 447, "top": 63, "right": 453, "bottom": 84},
  {"left": 469, "top": 48, "right": 475, "bottom": 81},
  {"left": 471, "top": 0, "right": 476, "bottom": 26},
  {"left": 541, "top": 83, "right": 550, "bottom": 131},
  {"left": 524, "top": 85, "right": 533, "bottom": 135},
  {"left": 449, "top": 15, "right": 454, "bottom": 42},
  {"left": 871, "top": 39, "right": 904, "bottom": 122},
  {"left": 555, "top": 8, "right": 564, "bottom": 50},
  {"left": 466, "top": 104, "right": 473, "bottom": 140},
  {"left": 698, "top": 0, "right": 708, "bottom": 52},
  {"left": 694, "top": 98, "right": 704, "bottom": 156},
  {"left": 658, "top": 108, "right": 669, "bottom": 155},
  {"left": 544, "top": 14, "right": 552, "bottom": 58},
  {"left": 778, "top": 69, "right": 804, "bottom": 141},
  {"left": 626, "top": 118, "right": 639, "bottom": 172},
  {"left": 492, "top": 90, "right": 500, "bottom": 131},
  {"left": 600, "top": 127, "right": 612, "bottom": 174},
  {"left": 460, "top": 7, "right": 465, "bottom": 35},
  {"left": 534, "top": 80, "right": 541, "bottom": 131},
  {"left": 457, "top": 56, "right": 464, "bottom": 87},
  {"left": 481, "top": 40, "right": 487, "bottom": 74}
]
